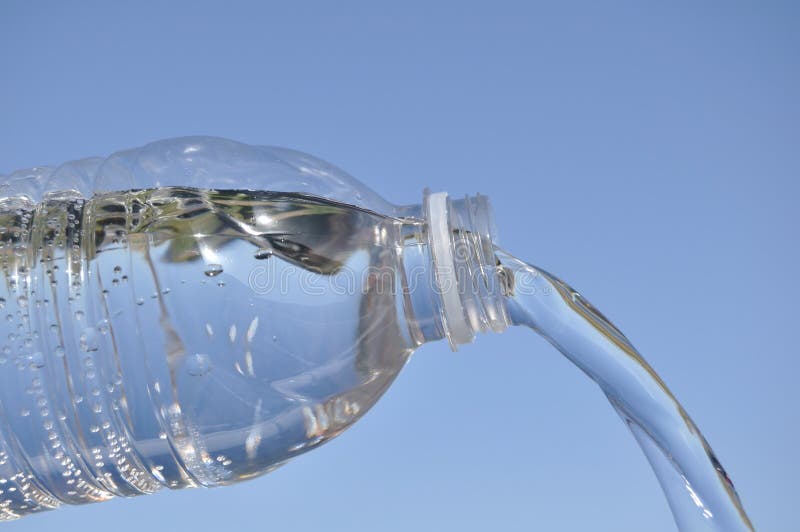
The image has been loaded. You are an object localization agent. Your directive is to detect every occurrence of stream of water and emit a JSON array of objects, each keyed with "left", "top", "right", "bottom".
[{"left": 495, "top": 248, "right": 753, "bottom": 531}]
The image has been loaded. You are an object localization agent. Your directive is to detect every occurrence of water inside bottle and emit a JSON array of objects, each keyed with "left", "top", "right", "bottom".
[{"left": 0, "top": 188, "right": 415, "bottom": 518}]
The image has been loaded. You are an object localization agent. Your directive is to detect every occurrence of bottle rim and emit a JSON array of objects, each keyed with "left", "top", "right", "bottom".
[{"left": 423, "top": 190, "right": 509, "bottom": 349}]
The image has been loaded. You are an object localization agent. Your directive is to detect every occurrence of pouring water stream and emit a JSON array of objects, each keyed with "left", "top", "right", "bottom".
[{"left": 493, "top": 247, "right": 753, "bottom": 531}]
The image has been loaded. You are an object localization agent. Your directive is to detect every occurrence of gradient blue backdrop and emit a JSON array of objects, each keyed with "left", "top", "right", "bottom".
[{"left": 1, "top": 2, "right": 797, "bottom": 530}]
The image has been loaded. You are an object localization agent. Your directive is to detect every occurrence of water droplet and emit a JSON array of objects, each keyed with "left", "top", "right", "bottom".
[
  {"left": 136, "top": 298, "right": 144, "bottom": 306},
  {"left": 74, "top": 310, "right": 84, "bottom": 320},
  {"left": 16, "top": 296, "right": 28, "bottom": 308},
  {"left": 204, "top": 264, "right": 223, "bottom": 277},
  {"left": 80, "top": 327, "right": 99, "bottom": 352},
  {"left": 186, "top": 353, "right": 212, "bottom": 376},
  {"left": 254, "top": 249, "right": 273, "bottom": 260},
  {"left": 29, "top": 352, "right": 45, "bottom": 369},
  {"left": 113, "top": 265, "right": 122, "bottom": 274},
  {"left": 272, "top": 335, "right": 278, "bottom": 342}
]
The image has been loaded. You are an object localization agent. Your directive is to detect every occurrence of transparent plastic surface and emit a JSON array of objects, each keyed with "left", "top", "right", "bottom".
[
  {"left": 0, "top": 186, "right": 426, "bottom": 519},
  {"left": 0, "top": 137, "right": 753, "bottom": 530},
  {"left": 0, "top": 138, "right": 438, "bottom": 519},
  {"left": 0, "top": 137, "right": 394, "bottom": 213}
]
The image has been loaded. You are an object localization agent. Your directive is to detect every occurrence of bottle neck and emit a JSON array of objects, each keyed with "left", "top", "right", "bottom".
[{"left": 398, "top": 191, "right": 509, "bottom": 350}]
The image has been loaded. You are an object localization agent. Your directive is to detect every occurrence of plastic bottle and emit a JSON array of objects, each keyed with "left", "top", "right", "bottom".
[
  {"left": 0, "top": 137, "right": 505, "bottom": 519},
  {"left": 0, "top": 137, "right": 754, "bottom": 530}
]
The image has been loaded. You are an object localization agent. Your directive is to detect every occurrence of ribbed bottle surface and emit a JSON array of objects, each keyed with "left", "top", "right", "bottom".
[{"left": 0, "top": 188, "right": 417, "bottom": 520}]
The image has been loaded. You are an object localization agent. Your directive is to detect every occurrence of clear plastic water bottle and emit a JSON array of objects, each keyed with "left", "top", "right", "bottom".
[
  {"left": 0, "top": 137, "right": 506, "bottom": 520},
  {"left": 0, "top": 137, "right": 754, "bottom": 530}
]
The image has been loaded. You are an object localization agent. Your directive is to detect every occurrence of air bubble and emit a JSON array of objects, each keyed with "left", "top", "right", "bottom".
[
  {"left": 204, "top": 264, "right": 223, "bottom": 277},
  {"left": 29, "top": 352, "right": 45, "bottom": 369},
  {"left": 186, "top": 353, "right": 212, "bottom": 376},
  {"left": 80, "top": 327, "right": 99, "bottom": 352}
]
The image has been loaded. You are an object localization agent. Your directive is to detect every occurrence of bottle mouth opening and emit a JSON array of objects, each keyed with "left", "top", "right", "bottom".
[{"left": 423, "top": 190, "right": 509, "bottom": 349}]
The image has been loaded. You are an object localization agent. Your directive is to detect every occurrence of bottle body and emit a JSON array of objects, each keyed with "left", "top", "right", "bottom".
[
  {"left": 0, "top": 138, "right": 501, "bottom": 520},
  {"left": 0, "top": 187, "right": 421, "bottom": 519}
]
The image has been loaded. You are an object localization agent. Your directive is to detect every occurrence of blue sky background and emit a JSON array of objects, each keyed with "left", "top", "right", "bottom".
[{"left": 1, "top": 2, "right": 797, "bottom": 530}]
